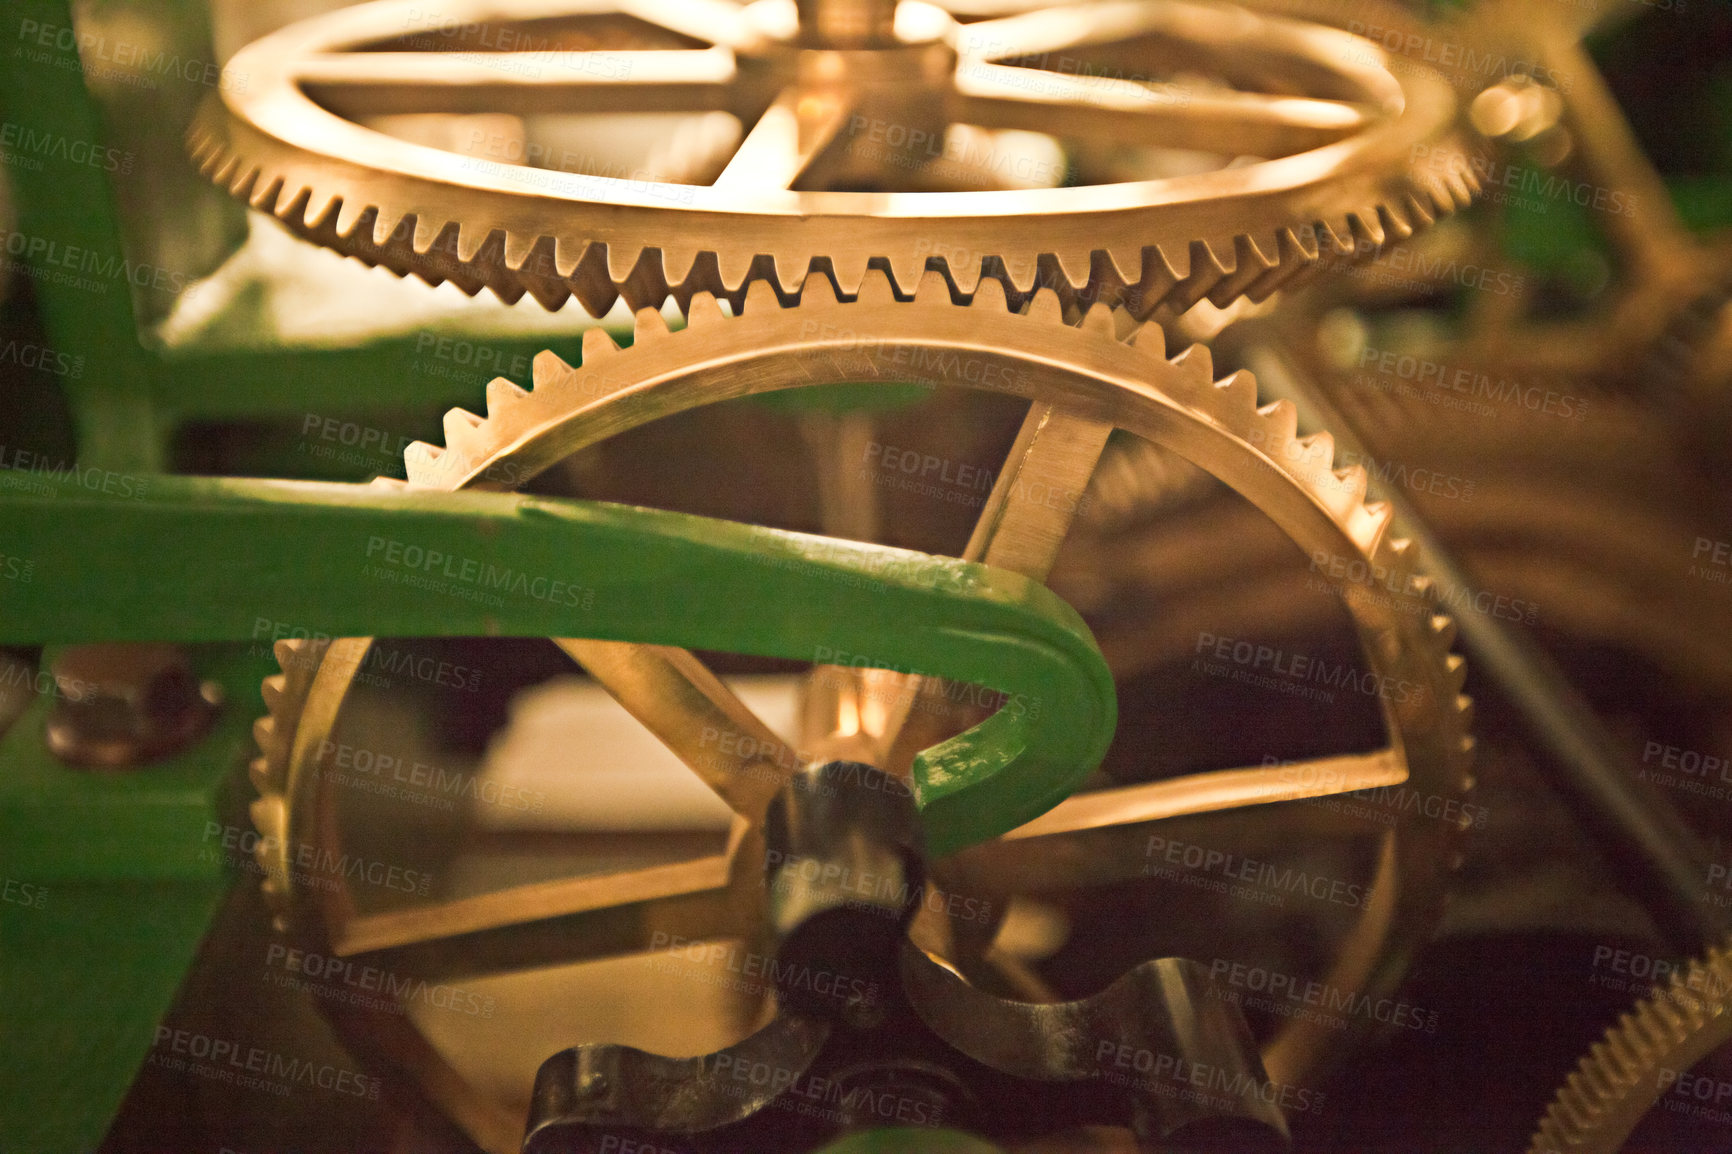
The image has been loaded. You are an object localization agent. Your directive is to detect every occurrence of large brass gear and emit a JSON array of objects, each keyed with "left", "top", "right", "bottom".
[
  {"left": 249, "top": 275, "right": 1473, "bottom": 1151},
  {"left": 188, "top": 0, "right": 1481, "bottom": 317},
  {"left": 1529, "top": 935, "right": 1732, "bottom": 1154}
]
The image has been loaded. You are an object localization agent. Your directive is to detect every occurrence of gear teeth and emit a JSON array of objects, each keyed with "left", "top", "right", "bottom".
[
  {"left": 1530, "top": 934, "right": 1732, "bottom": 1154},
  {"left": 1253, "top": 399, "right": 1299, "bottom": 463},
  {"left": 1124, "top": 321, "right": 1168, "bottom": 357},
  {"left": 442, "top": 407, "right": 485, "bottom": 457},
  {"left": 1444, "top": 653, "right": 1467, "bottom": 696},
  {"left": 1169, "top": 344, "right": 1214, "bottom": 390},
  {"left": 1026, "top": 288, "right": 1064, "bottom": 324},
  {"left": 914, "top": 267, "right": 952, "bottom": 302},
  {"left": 802, "top": 269, "right": 842, "bottom": 306},
  {"left": 1210, "top": 370, "right": 1259, "bottom": 430},
  {"left": 486, "top": 376, "right": 530, "bottom": 415},
  {"left": 1322, "top": 464, "right": 1369, "bottom": 518},
  {"left": 661, "top": 245, "right": 700, "bottom": 288},
  {"left": 740, "top": 278, "right": 781, "bottom": 314},
  {"left": 1290, "top": 431, "right": 1335, "bottom": 486},
  {"left": 533, "top": 349, "right": 577, "bottom": 390},
  {"left": 686, "top": 291, "right": 726, "bottom": 327},
  {"left": 1208, "top": 234, "right": 1279, "bottom": 308},
  {"left": 633, "top": 306, "right": 671, "bottom": 343},
  {"left": 1170, "top": 241, "right": 1231, "bottom": 312},
  {"left": 1428, "top": 613, "right": 1458, "bottom": 651},
  {"left": 1078, "top": 304, "right": 1115, "bottom": 337},
  {"left": 1350, "top": 501, "right": 1396, "bottom": 555},
  {"left": 404, "top": 441, "right": 448, "bottom": 487},
  {"left": 945, "top": 257, "right": 983, "bottom": 297},
  {"left": 972, "top": 277, "right": 1010, "bottom": 314},
  {"left": 883, "top": 252, "right": 924, "bottom": 297},
  {"left": 857, "top": 268, "right": 897, "bottom": 306},
  {"left": 581, "top": 326, "right": 621, "bottom": 363}
]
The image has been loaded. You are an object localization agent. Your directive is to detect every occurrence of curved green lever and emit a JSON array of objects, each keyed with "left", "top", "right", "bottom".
[{"left": 0, "top": 475, "right": 1115, "bottom": 854}]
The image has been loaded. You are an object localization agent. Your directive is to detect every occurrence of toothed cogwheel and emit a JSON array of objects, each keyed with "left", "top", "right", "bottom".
[
  {"left": 1531, "top": 936, "right": 1732, "bottom": 1154},
  {"left": 249, "top": 274, "right": 1473, "bottom": 1152},
  {"left": 190, "top": 0, "right": 1480, "bottom": 318}
]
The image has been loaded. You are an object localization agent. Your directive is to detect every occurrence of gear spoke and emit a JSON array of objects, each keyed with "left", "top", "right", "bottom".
[
  {"left": 713, "top": 84, "right": 856, "bottom": 189},
  {"left": 879, "top": 400, "right": 1112, "bottom": 768},
  {"left": 1001, "top": 748, "right": 1403, "bottom": 839},
  {"left": 330, "top": 857, "right": 753, "bottom": 981},
  {"left": 555, "top": 638, "right": 799, "bottom": 819},
  {"left": 954, "top": 62, "right": 1370, "bottom": 155},
  {"left": 294, "top": 48, "right": 740, "bottom": 118}
]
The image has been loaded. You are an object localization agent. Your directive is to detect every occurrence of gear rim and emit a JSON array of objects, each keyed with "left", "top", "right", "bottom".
[
  {"left": 250, "top": 276, "right": 1474, "bottom": 1152},
  {"left": 189, "top": 0, "right": 1482, "bottom": 318}
]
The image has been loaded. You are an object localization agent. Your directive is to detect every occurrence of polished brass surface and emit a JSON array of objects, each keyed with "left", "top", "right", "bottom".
[
  {"left": 249, "top": 279, "right": 1473, "bottom": 1150},
  {"left": 187, "top": 0, "right": 1481, "bottom": 317}
]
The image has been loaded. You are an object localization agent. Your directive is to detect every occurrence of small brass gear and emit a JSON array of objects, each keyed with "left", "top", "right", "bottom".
[{"left": 1530, "top": 936, "right": 1732, "bottom": 1154}]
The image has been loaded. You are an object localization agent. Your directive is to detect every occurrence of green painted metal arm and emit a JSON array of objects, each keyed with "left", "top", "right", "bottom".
[{"left": 0, "top": 474, "right": 1115, "bottom": 853}]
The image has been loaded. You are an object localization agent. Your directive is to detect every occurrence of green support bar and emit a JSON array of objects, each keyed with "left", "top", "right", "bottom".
[{"left": 0, "top": 473, "right": 1116, "bottom": 855}]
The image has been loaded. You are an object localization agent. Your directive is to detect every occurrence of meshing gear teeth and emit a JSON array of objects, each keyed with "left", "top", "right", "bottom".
[
  {"left": 186, "top": 0, "right": 1481, "bottom": 320},
  {"left": 188, "top": 114, "right": 1480, "bottom": 320},
  {"left": 1530, "top": 936, "right": 1732, "bottom": 1154},
  {"left": 249, "top": 277, "right": 1474, "bottom": 1148}
]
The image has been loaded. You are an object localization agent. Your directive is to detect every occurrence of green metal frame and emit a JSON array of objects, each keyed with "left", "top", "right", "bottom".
[{"left": 0, "top": 474, "right": 1116, "bottom": 856}]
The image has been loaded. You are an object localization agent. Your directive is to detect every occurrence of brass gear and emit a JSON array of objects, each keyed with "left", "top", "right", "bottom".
[
  {"left": 189, "top": 0, "right": 1480, "bottom": 317},
  {"left": 1529, "top": 936, "right": 1732, "bottom": 1154},
  {"left": 250, "top": 275, "right": 1474, "bottom": 1151}
]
